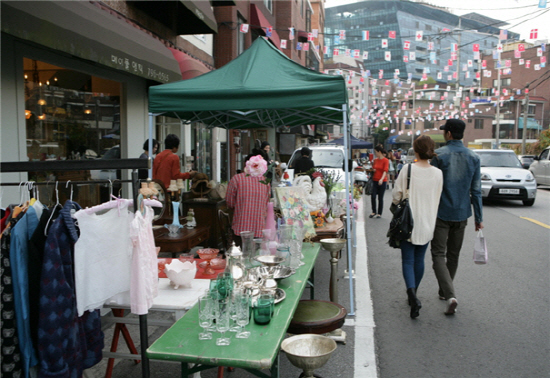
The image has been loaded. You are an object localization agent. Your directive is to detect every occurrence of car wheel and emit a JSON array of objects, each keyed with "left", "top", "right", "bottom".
[{"left": 523, "top": 199, "right": 535, "bottom": 206}]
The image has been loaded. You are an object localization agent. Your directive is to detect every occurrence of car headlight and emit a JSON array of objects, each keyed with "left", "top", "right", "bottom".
[
  {"left": 525, "top": 172, "right": 535, "bottom": 182},
  {"left": 480, "top": 173, "right": 492, "bottom": 181}
]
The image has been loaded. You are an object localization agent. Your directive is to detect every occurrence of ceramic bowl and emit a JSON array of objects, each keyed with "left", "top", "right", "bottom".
[{"left": 164, "top": 260, "right": 197, "bottom": 289}]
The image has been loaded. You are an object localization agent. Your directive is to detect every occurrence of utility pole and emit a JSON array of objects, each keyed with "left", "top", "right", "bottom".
[
  {"left": 495, "top": 62, "right": 501, "bottom": 149},
  {"left": 411, "top": 82, "right": 416, "bottom": 148},
  {"left": 521, "top": 84, "right": 530, "bottom": 155},
  {"left": 455, "top": 18, "right": 462, "bottom": 92}
]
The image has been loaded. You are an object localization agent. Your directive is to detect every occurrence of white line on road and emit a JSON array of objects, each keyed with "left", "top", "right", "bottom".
[{"left": 354, "top": 198, "right": 378, "bottom": 378}]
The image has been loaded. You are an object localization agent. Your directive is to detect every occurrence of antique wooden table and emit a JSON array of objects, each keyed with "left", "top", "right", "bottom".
[
  {"left": 310, "top": 218, "right": 344, "bottom": 242},
  {"left": 146, "top": 243, "right": 321, "bottom": 377},
  {"left": 153, "top": 225, "right": 210, "bottom": 256}
]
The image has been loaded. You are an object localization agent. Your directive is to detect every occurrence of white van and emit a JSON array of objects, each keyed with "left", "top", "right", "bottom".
[{"left": 285, "top": 145, "right": 355, "bottom": 184}]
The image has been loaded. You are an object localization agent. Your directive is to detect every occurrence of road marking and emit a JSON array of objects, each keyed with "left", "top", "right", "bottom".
[{"left": 520, "top": 217, "right": 550, "bottom": 229}]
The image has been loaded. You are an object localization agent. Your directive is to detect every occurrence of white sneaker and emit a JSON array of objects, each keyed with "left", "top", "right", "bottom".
[{"left": 445, "top": 298, "right": 458, "bottom": 315}]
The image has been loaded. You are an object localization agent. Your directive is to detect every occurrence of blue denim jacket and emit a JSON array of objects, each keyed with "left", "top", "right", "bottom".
[{"left": 431, "top": 140, "right": 483, "bottom": 223}]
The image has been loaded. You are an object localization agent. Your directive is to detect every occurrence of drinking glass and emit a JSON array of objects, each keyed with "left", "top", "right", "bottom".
[
  {"left": 198, "top": 296, "right": 213, "bottom": 340},
  {"left": 206, "top": 290, "right": 220, "bottom": 331},
  {"left": 216, "top": 297, "right": 231, "bottom": 346},
  {"left": 276, "top": 245, "right": 291, "bottom": 268},
  {"left": 236, "top": 294, "right": 251, "bottom": 339},
  {"left": 253, "top": 293, "right": 274, "bottom": 325},
  {"left": 240, "top": 231, "right": 255, "bottom": 267},
  {"left": 217, "top": 272, "right": 233, "bottom": 299},
  {"left": 229, "top": 289, "right": 243, "bottom": 332}
]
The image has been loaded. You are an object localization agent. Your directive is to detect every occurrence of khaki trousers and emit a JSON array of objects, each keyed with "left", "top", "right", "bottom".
[{"left": 430, "top": 218, "right": 468, "bottom": 300}]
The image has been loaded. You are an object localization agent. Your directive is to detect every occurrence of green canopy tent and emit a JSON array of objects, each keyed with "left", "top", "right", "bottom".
[
  {"left": 148, "top": 37, "right": 348, "bottom": 129},
  {"left": 147, "top": 37, "right": 355, "bottom": 314}
]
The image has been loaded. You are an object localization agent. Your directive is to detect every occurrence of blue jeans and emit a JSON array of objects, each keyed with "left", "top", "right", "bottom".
[
  {"left": 400, "top": 240, "right": 429, "bottom": 289},
  {"left": 370, "top": 181, "right": 387, "bottom": 215}
]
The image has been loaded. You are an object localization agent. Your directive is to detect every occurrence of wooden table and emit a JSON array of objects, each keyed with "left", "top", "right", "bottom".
[
  {"left": 146, "top": 243, "right": 321, "bottom": 377},
  {"left": 154, "top": 225, "right": 210, "bottom": 256},
  {"left": 311, "top": 218, "right": 344, "bottom": 242}
]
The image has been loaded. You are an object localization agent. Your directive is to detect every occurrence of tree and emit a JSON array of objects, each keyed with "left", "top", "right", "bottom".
[{"left": 373, "top": 123, "right": 390, "bottom": 146}]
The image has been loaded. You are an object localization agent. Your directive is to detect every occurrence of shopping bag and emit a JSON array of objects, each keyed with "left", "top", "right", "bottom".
[{"left": 473, "top": 230, "right": 488, "bottom": 264}]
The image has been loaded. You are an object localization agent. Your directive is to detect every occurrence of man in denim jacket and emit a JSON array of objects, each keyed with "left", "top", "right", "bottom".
[{"left": 430, "top": 119, "right": 484, "bottom": 315}]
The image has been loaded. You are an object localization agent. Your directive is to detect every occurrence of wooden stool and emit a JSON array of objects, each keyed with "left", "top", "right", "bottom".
[{"left": 288, "top": 300, "right": 347, "bottom": 342}]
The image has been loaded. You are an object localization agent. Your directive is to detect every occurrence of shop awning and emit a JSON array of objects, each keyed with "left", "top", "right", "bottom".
[
  {"left": 426, "top": 133, "right": 446, "bottom": 143},
  {"left": 1, "top": 1, "right": 182, "bottom": 83},
  {"left": 149, "top": 37, "right": 348, "bottom": 129},
  {"left": 169, "top": 48, "right": 212, "bottom": 80},
  {"left": 250, "top": 4, "right": 281, "bottom": 49},
  {"left": 518, "top": 118, "right": 542, "bottom": 130},
  {"left": 387, "top": 135, "right": 398, "bottom": 144}
]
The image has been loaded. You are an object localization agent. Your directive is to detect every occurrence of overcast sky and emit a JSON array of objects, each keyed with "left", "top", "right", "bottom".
[{"left": 324, "top": 0, "right": 550, "bottom": 42}]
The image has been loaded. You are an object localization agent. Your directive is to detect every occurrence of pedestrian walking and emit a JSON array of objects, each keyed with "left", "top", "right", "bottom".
[
  {"left": 369, "top": 145, "right": 389, "bottom": 219},
  {"left": 430, "top": 119, "right": 484, "bottom": 315},
  {"left": 386, "top": 151, "right": 397, "bottom": 188},
  {"left": 392, "top": 136, "right": 443, "bottom": 318}
]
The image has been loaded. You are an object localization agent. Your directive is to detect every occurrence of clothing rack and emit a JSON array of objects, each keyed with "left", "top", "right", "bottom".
[{"left": 0, "top": 159, "right": 152, "bottom": 378}]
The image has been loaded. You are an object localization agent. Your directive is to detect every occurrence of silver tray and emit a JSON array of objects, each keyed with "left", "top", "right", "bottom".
[{"left": 251, "top": 288, "right": 286, "bottom": 307}]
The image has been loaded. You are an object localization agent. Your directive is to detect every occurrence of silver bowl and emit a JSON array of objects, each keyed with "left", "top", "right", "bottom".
[
  {"left": 281, "top": 334, "right": 337, "bottom": 378},
  {"left": 319, "top": 238, "right": 346, "bottom": 253},
  {"left": 256, "top": 265, "right": 294, "bottom": 280},
  {"left": 253, "top": 255, "right": 285, "bottom": 267}
]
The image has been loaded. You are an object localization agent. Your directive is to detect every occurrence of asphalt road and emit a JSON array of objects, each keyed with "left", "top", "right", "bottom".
[{"left": 365, "top": 187, "right": 550, "bottom": 378}]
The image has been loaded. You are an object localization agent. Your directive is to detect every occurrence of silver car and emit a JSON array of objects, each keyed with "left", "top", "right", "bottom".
[
  {"left": 529, "top": 147, "right": 550, "bottom": 186},
  {"left": 474, "top": 149, "right": 537, "bottom": 206}
]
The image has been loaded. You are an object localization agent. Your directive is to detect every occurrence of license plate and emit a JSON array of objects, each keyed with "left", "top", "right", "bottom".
[{"left": 499, "top": 188, "right": 520, "bottom": 194}]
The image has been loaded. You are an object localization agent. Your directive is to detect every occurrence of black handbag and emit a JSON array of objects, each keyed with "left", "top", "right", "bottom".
[
  {"left": 387, "top": 164, "right": 414, "bottom": 248},
  {"left": 365, "top": 176, "right": 373, "bottom": 195}
]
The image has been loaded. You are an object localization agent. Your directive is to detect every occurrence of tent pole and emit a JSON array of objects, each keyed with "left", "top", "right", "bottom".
[
  {"left": 343, "top": 104, "right": 355, "bottom": 316},
  {"left": 148, "top": 113, "right": 154, "bottom": 179}
]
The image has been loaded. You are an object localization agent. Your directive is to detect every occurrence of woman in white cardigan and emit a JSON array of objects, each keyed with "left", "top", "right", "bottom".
[{"left": 392, "top": 135, "right": 443, "bottom": 318}]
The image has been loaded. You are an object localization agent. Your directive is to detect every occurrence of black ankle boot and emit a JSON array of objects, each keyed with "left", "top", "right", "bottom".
[{"left": 407, "top": 288, "right": 422, "bottom": 319}]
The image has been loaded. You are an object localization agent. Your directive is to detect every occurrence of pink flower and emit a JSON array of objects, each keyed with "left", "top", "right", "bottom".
[{"left": 244, "top": 155, "right": 268, "bottom": 177}]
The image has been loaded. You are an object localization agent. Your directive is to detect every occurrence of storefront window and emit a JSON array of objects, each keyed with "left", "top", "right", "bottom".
[{"left": 24, "top": 58, "right": 121, "bottom": 205}]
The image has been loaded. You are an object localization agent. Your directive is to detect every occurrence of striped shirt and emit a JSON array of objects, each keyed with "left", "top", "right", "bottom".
[{"left": 226, "top": 173, "right": 270, "bottom": 238}]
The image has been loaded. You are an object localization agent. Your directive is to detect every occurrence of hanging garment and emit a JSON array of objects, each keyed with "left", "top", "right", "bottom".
[
  {"left": 73, "top": 200, "right": 132, "bottom": 316},
  {"left": 1, "top": 214, "right": 24, "bottom": 378},
  {"left": 129, "top": 206, "right": 159, "bottom": 315},
  {"left": 37, "top": 200, "right": 104, "bottom": 378},
  {"left": 10, "top": 206, "right": 40, "bottom": 378},
  {"left": 28, "top": 206, "right": 61, "bottom": 346}
]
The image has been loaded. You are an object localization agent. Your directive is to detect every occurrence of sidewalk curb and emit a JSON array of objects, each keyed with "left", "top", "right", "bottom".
[{"left": 354, "top": 197, "right": 378, "bottom": 378}]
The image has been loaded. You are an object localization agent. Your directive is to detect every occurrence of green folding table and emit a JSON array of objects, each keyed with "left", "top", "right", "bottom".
[{"left": 146, "top": 243, "right": 320, "bottom": 378}]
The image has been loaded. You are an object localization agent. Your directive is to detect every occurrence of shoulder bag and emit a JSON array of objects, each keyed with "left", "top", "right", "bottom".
[{"left": 387, "top": 164, "right": 414, "bottom": 248}]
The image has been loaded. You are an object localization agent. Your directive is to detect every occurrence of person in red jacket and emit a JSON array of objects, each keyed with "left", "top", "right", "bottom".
[
  {"left": 369, "top": 145, "right": 389, "bottom": 218},
  {"left": 153, "top": 134, "right": 196, "bottom": 189}
]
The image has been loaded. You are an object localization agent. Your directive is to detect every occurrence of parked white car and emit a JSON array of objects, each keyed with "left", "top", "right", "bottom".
[
  {"left": 474, "top": 149, "right": 537, "bottom": 206},
  {"left": 529, "top": 147, "right": 550, "bottom": 186}
]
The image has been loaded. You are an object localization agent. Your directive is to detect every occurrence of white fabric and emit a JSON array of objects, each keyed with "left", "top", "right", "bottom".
[
  {"left": 392, "top": 164, "right": 443, "bottom": 245},
  {"left": 74, "top": 202, "right": 132, "bottom": 316},
  {"left": 129, "top": 206, "right": 159, "bottom": 314}
]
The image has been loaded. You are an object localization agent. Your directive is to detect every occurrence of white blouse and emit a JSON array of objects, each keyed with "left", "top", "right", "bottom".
[{"left": 392, "top": 164, "right": 443, "bottom": 245}]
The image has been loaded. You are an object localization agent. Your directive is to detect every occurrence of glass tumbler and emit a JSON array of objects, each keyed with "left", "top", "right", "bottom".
[{"left": 253, "top": 293, "right": 275, "bottom": 325}]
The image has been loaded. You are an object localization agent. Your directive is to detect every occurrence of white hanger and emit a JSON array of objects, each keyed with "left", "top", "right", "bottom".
[
  {"left": 83, "top": 194, "right": 132, "bottom": 216},
  {"left": 44, "top": 182, "right": 60, "bottom": 236}
]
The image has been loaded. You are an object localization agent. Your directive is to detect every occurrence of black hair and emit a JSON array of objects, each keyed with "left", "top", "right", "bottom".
[
  {"left": 142, "top": 139, "right": 159, "bottom": 151},
  {"left": 374, "top": 145, "right": 386, "bottom": 155},
  {"left": 413, "top": 135, "right": 437, "bottom": 160},
  {"left": 261, "top": 141, "right": 270, "bottom": 150},
  {"left": 164, "top": 134, "right": 180, "bottom": 150},
  {"left": 245, "top": 148, "right": 265, "bottom": 163}
]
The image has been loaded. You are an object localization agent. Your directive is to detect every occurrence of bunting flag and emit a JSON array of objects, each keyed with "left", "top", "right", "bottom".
[
  {"left": 493, "top": 50, "right": 499, "bottom": 59},
  {"left": 382, "top": 39, "right": 388, "bottom": 48},
  {"left": 473, "top": 44, "right": 480, "bottom": 52},
  {"left": 403, "top": 40, "right": 411, "bottom": 50},
  {"left": 403, "top": 55, "right": 409, "bottom": 62},
  {"left": 307, "top": 32, "right": 313, "bottom": 41},
  {"left": 437, "top": 72, "right": 442, "bottom": 79},
  {"left": 333, "top": 48, "right": 339, "bottom": 56},
  {"left": 467, "top": 60, "right": 473, "bottom": 67},
  {"left": 353, "top": 49, "right": 360, "bottom": 58},
  {"left": 339, "top": 30, "right": 346, "bottom": 40},
  {"left": 514, "top": 50, "right": 521, "bottom": 58},
  {"left": 442, "top": 28, "right": 450, "bottom": 32},
  {"left": 474, "top": 51, "right": 480, "bottom": 60},
  {"left": 415, "top": 31, "right": 423, "bottom": 41},
  {"left": 345, "top": 49, "right": 351, "bottom": 57},
  {"left": 296, "top": 42, "right": 302, "bottom": 51},
  {"left": 451, "top": 52, "right": 458, "bottom": 60},
  {"left": 542, "top": 43, "right": 547, "bottom": 52},
  {"left": 281, "top": 40, "right": 287, "bottom": 49},
  {"left": 362, "top": 30, "right": 370, "bottom": 40},
  {"left": 482, "top": 60, "right": 487, "bottom": 69},
  {"left": 444, "top": 66, "right": 449, "bottom": 72},
  {"left": 499, "top": 29, "right": 508, "bottom": 40},
  {"left": 475, "top": 72, "right": 480, "bottom": 79},
  {"left": 428, "top": 41, "right": 434, "bottom": 50},
  {"left": 266, "top": 27, "right": 272, "bottom": 37},
  {"left": 303, "top": 43, "right": 309, "bottom": 51},
  {"left": 430, "top": 52, "right": 436, "bottom": 63},
  {"left": 530, "top": 29, "right": 538, "bottom": 39},
  {"left": 313, "top": 29, "right": 318, "bottom": 38},
  {"left": 451, "top": 43, "right": 458, "bottom": 52},
  {"left": 389, "top": 31, "right": 396, "bottom": 39},
  {"left": 452, "top": 72, "right": 458, "bottom": 79},
  {"left": 542, "top": 56, "right": 547, "bottom": 63},
  {"left": 240, "top": 24, "right": 249, "bottom": 33},
  {"left": 505, "top": 60, "right": 511, "bottom": 67},
  {"left": 385, "top": 51, "right": 391, "bottom": 61},
  {"left": 517, "top": 43, "right": 525, "bottom": 52},
  {"left": 323, "top": 45, "right": 327, "bottom": 54},
  {"left": 289, "top": 27, "right": 295, "bottom": 40},
  {"left": 410, "top": 52, "right": 416, "bottom": 60},
  {"left": 448, "top": 59, "right": 453, "bottom": 66},
  {"left": 379, "top": 70, "right": 384, "bottom": 79},
  {"left": 535, "top": 64, "right": 541, "bottom": 70},
  {"left": 539, "top": 0, "right": 547, "bottom": 8},
  {"left": 363, "top": 51, "right": 369, "bottom": 59},
  {"left": 537, "top": 48, "right": 543, "bottom": 56}
]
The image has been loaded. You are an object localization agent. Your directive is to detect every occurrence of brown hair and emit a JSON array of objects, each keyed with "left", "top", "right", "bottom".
[{"left": 413, "top": 135, "right": 437, "bottom": 160}]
